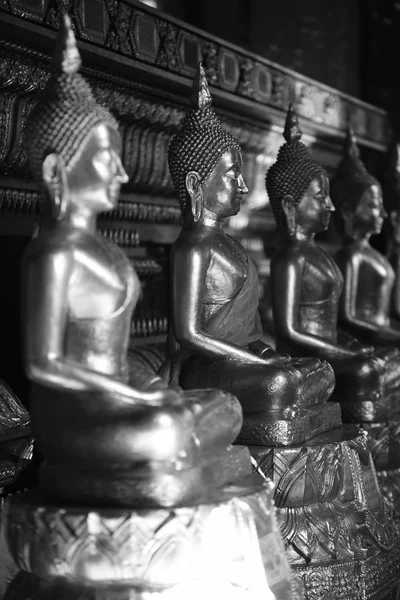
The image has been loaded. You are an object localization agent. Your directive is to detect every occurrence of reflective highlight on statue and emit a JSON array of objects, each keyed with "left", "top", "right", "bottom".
[
  {"left": 165, "top": 66, "right": 340, "bottom": 447},
  {"left": 332, "top": 128, "right": 400, "bottom": 345}
]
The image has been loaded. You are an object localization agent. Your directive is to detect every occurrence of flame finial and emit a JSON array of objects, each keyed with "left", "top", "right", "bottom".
[
  {"left": 53, "top": 13, "right": 81, "bottom": 74},
  {"left": 344, "top": 126, "right": 360, "bottom": 159},
  {"left": 283, "top": 104, "right": 303, "bottom": 144},
  {"left": 190, "top": 63, "right": 212, "bottom": 111}
]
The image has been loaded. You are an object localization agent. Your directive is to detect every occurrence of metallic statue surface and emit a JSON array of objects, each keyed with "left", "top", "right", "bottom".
[
  {"left": 0, "top": 17, "right": 299, "bottom": 600},
  {"left": 164, "top": 66, "right": 340, "bottom": 448},
  {"left": 333, "top": 128, "right": 400, "bottom": 345},
  {"left": 384, "top": 140, "right": 400, "bottom": 321},
  {"left": 268, "top": 107, "right": 400, "bottom": 421},
  {"left": 267, "top": 106, "right": 400, "bottom": 522}
]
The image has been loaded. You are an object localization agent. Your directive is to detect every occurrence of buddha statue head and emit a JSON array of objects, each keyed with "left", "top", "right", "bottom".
[
  {"left": 24, "top": 14, "right": 128, "bottom": 221},
  {"left": 383, "top": 140, "right": 400, "bottom": 245},
  {"left": 168, "top": 63, "right": 248, "bottom": 225},
  {"left": 266, "top": 104, "right": 333, "bottom": 237},
  {"left": 331, "top": 127, "right": 386, "bottom": 240}
]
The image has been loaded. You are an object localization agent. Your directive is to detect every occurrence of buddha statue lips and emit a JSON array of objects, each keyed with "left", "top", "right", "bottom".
[
  {"left": 165, "top": 70, "right": 340, "bottom": 446},
  {"left": 21, "top": 16, "right": 250, "bottom": 507},
  {"left": 267, "top": 106, "right": 400, "bottom": 422}
]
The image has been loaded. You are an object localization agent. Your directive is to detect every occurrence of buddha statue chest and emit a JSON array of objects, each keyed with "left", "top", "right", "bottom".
[
  {"left": 298, "top": 243, "right": 343, "bottom": 341},
  {"left": 63, "top": 232, "right": 138, "bottom": 377},
  {"left": 338, "top": 242, "right": 395, "bottom": 326},
  {"left": 202, "top": 231, "right": 248, "bottom": 304}
]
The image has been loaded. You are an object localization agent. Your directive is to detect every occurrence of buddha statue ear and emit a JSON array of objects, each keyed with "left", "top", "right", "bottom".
[
  {"left": 282, "top": 194, "right": 297, "bottom": 236},
  {"left": 42, "top": 153, "right": 70, "bottom": 221},
  {"left": 185, "top": 171, "right": 203, "bottom": 223}
]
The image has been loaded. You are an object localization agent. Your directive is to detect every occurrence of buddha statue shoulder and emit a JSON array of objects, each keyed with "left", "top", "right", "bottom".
[
  {"left": 164, "top": 65, "right": 340, "bottom": 446},
  {"left": 267, "top": 106, "right": 400, "bottom": 417},
  {"left": 332, "top": 128, "right": 400, "bottom": 345},
  {"left": 383, "top": 139, "right": 400, "bottom": 321},
  {"left": 21, "top": 17, "right": 248, "bottom": 507}
]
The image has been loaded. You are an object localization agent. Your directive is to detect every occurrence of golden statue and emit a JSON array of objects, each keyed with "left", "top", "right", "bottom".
[
  {"left": 332, "top": 128, "right": 400, "bottom": 345},
  {"left": 164, "top": 66, "right": 340, "bottom": 447}
]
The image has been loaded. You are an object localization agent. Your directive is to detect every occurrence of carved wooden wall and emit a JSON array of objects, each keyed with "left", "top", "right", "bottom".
[{"left": 0, "top": 0, "right": 391, "bottom": 402}]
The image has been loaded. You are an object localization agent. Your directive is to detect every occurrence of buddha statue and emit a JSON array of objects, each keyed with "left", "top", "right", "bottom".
[
  {"left": 19, "top": 14, "right": 260, "bottom": 510},
  {"left": 164, "top": 64, "right": 341, "bottom": 447},
  {"left": 332, "top": 128, "right": 400, "bottom": 346},
  {"left": 267, "top": 106, "right": 400, "bottom": 423},
  {"left": 1, "top": 17, "right": 299, "bottom": 600},
  {"left": 383, "top": 139, "right": 400, "bottom": 321},
  {"left": 164, "top": 77, "right": 400, "bottom": 597}
]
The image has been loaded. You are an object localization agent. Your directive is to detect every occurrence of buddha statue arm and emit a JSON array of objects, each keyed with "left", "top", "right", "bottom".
[
  {"left": 391, "top": 255, "right": 400, "bottom": 320},
  {"left": 172, "top": 246, "right": 267, "bottom": 365},
  {"left": 272, "top": 258, "right": 362, "bottom": 360},
  {"left": 24, "top": 251, "right": 177, "bottom": 406}
]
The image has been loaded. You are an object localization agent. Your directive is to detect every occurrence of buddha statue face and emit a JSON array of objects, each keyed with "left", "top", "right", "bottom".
[
  {"left": 43, "top": 123, "right": 128, "bottom": 219},
  {"left": 185, "top": 149, "right": 248, "bottom": 222},
  {"left": 341, "top": 184, "right": 387, "bottom": 239},
  {"left": 282, "top": 173, "right": 334, "bottom": 236}
]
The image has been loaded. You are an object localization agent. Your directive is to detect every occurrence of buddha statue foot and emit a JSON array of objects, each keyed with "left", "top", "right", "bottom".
[
  {"left": 1, "top": 484, "right": 300, "bottom": 600},
  {"left": 238, "top": 402, "right": 342, "bottom": 447},
  {"left": 250, "top": 425, "right": 400, "bottom": 598},
  {"left": 38, "top": 445, "right": 257, "bottom": 508}
]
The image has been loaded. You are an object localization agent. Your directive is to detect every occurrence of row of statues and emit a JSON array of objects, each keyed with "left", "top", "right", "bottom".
[{"left": 2, "top": 12, "right": 400, "bottom": 600}]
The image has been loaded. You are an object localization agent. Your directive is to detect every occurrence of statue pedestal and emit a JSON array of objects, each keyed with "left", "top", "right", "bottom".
[
  {"left": 336, "top": 391, "right": 400, "bottom": 523},
  {"left": 0, "top": 482, "right": 301, "bottom": 599},
  {"left": 363, "top": 420, "right": 400, "bottom": 524},
  {"left": 249, "top": 425, "right": 400, "bottom": 599}
]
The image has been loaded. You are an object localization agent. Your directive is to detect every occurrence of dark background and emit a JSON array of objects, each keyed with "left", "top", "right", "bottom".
[{"left": 152, "top": 0, "right": 400, "bottom": 133}]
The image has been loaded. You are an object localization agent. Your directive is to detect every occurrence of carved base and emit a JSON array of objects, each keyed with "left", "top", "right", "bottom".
[
  {"left": 250, "top": 425, "right": 400, "bottom": 597},
  {"left": 376, "top": 467, "right": 400, "bottom": 524},
  {"left": 1, "top": 483, "right": 299, "bottom": 599},
  {"left": 38, "top": 445, "right": 254, "bottom": 508},
  {"left": 362, "top": 420, "right": 400, "bottom": 471},
  {"left": 294, "top": 546, "right": 400, "bottom": 600},
  {"left": 238, "top": 402, "right": 342, "bottom": 447}
]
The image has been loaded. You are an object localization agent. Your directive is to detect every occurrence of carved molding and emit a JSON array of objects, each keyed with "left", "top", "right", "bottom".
[{"left": 0, "top": 0, "right": 390, "bottom": 147}]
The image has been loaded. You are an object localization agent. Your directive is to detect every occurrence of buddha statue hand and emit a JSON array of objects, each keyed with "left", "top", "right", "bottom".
[
  {"left": 337, "top": 331, "right": 374, "bottom": 358},
  {"left": 249, "top": 340, "right": 291, "bottom": 364}
]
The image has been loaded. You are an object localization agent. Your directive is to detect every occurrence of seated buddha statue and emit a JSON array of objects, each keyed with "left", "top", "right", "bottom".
[
  {"left": 163, "top": 64, "right": 341, "bottom": 447},
  {"left": 266, "top": 105, "right": 400, "bottom": 421},
  {"left": 21, "top": 15, "right": 254, "bottom": 508},
  {"left": 332, "top": 128, "right": 400, "bottom": 347},
  {"left": 383, "top": 139, "right": 400, "bottom": 321}
]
